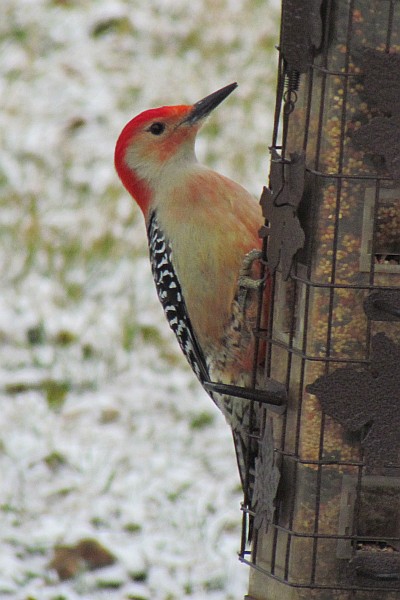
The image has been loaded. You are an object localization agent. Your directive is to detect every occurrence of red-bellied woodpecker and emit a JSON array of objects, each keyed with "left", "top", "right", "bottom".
[{"left": 115, "top": 83, "right": 269, "bottom": 514}]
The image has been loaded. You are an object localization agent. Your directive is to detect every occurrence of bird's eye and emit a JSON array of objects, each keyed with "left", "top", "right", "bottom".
[{"left": 148, "top": 122, "right": 166, "bottom": 136}]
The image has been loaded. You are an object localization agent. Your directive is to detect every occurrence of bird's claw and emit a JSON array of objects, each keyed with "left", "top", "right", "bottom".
[
  {"left": 239, "top": 249, "right": 265, "bottom": 289},
  {"left": 238, "top": 250, "right": 266, "bottom": 309}
]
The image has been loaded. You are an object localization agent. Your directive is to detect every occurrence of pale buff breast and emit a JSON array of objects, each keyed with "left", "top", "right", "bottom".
[{"left": 153, "top": 166, "right": 263, "bottom": 349}]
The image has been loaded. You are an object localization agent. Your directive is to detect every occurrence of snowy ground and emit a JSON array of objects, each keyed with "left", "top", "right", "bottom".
[{"left": 0, "top": 1, "right": 280, "bottom": 598}]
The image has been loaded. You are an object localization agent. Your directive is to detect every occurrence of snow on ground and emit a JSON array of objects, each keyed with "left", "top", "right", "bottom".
[{"left": 0, "top": 0, "right": 280, "bottom": 598}]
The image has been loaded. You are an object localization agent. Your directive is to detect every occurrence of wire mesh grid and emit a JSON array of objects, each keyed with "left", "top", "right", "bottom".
[{"left": 240, "top": 0, "right": 400, "bottom": 596}]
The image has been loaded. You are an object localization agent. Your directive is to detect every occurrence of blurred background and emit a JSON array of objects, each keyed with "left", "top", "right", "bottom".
[{"left": 0, "top": 0, "right": 280, "bottom": 598}]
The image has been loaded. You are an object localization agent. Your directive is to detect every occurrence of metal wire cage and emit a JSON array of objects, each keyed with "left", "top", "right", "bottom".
[{"left": 241, "top": 1, "right": 400, "bottom": 597}]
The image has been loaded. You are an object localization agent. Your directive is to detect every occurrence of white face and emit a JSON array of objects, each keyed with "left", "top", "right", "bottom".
[{"left": 123, "top": 109, "right": 200, "bottom": 186}]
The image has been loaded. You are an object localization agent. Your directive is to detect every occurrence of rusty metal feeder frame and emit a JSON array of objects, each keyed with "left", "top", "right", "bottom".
[{"left": 239, "top": 1, "right": 400, "bottom": 598}]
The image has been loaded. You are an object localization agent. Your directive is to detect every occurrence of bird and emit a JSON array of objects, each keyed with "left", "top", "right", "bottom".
[{"left": 115, "top": 82, "right": 269, "bottom": 519}]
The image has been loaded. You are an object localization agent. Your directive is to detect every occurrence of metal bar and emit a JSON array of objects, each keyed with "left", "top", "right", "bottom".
[
  {"left": 386, "top": 0, "right": 395, "bottom": 51},
  {"left": 306, "top": 167, "right": 394, "bottom": 181},
  {"left": 270, "top": 524, "right": 400, "bottom": 544},
  {"left": 239, "top": 556, "right": 400, "bottom": 592},
  {"left": 255, "top": 334, "right": 371, "bottom": 364},
  {"left": 203, "top": 380, "right": 286, "bottom": 408},
  {"left": 286, "top": 272, "right": 400, "bottom": 290},
  {"left": 273, "top": 449, "right": 400, "bottom": 470}
]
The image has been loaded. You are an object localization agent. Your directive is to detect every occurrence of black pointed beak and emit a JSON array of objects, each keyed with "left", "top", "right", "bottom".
[{"left": 182, "top": 82, "right": 238, "bottom": 125}]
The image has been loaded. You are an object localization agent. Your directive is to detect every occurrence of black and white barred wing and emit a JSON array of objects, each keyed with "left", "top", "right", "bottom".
[{"left": 147, "top": 212, "right": 209, "bottom": 384}]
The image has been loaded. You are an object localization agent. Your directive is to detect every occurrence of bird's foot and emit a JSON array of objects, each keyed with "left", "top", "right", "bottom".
[
  {"left": 238, "top": 249, "right": 266, "bottom": 309},
  {"left": 238, "top": 249, "right": 266, "bottom": 289}
]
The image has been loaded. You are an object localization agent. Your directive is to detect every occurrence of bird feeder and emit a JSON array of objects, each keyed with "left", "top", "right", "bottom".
[{"left": 241, "top": 0, "right": 400, "bottom": 598}]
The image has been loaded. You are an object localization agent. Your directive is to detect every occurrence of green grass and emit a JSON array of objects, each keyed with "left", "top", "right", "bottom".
[{"left": 189, "top": 411, "right": 215, "bottom": 430}]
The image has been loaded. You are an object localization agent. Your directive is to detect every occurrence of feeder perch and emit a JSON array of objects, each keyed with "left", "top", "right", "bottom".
[{"left": 241, "top": 1, "right": 400, "bottom": 598}]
